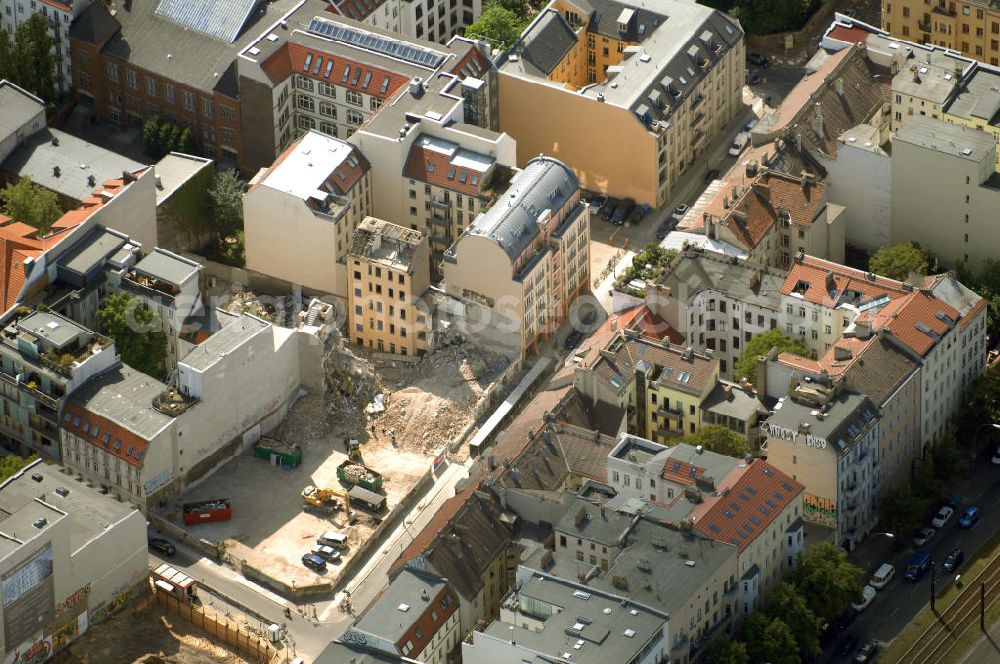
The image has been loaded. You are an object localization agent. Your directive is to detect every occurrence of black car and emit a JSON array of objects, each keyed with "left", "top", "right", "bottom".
[
  {"left": 656, "top": 222, "right": 672, "bottom": 240},
  {"left": 564, "top": 330, "right": 584, "bottom": 350},
  {"left": 838, "top": 634, "right": 860, "bottom": 657},
  {"left": 301, "top": 553, "right": 327, "bottom": 572},
  {"left": 853, "top": 639, "right": 878, "bottom": 664},
  {"left": 612, "top": 198, "right": 635, "bottom": 225},
  {"left": 704, "top": 168, "right": 721, "bottom": 182},
  {"left": 601, "top": 197, "right": 619, "bottom": 221},
  {"left": 941, "top": 547, "right": 964, "bottom": 573},
  {"left": 747, "top": 70, "right": 762, "bottom": 85},
  {"left": 748, "top": 52, "right": 770, "bottom": 67},
  {"left": 628, "top": 206, "right": 645, "bottom": 225},
  {"left": 148, "top": 538, "right": 176, "bottom": 556}
]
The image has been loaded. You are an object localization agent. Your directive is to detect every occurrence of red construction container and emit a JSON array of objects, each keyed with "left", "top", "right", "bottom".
[{"left": 182, "top": 498, "right": 232, "bottom": 525}]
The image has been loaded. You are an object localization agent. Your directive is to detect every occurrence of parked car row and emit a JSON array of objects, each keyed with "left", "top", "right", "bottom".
[{"left": 302, "top": 530, "right": 349, "bottom": 573}]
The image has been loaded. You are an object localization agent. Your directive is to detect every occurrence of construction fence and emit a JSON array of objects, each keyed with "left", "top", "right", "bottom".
[{"left": 150, "top": 585, "right": 280, "bottom": 664}]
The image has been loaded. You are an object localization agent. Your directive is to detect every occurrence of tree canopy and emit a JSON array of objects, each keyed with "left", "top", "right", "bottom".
[
  {"left": 0, "top": 15, "right": 56, "bottom": 102},
  {"left": 465, "top": 1, "right": 527, "bottom": 50},
  {"left": 0, "top": 455, "right": 37, "bottom": 483},
  {"left": 742, "top": 612, "right": 800, "bottom": 664},
  {"left": 791, "top": 542, "right": 864, "bottom": 623},
  {"left": 762, "top": 582, "right": 821, "bottom": 659},
  {"left": 868, "top": 242, "right": 933, "bottom": 281},
  {"left": 733, "top": 328, "right": 811, "bottom": 382},
  {"left": 878, "top": 483, "right": 927, "bottom": 538},
  {"left": 0, "top": 177, "right": 62, "bottom": 235},
  {"left": 682, "top": 425, "right": 750, "bottom": 458},
  {"left": 703, "top": 635, "right": 749, "bottom": 664},
  {"left": 142, "top": 117, "right": 199, "bottom": 160},
  {"left": 956, "top": 258, "right": 1000, "bottom": 349},
  {"left": 97, "top": 292, "right": 168, "bottom": 379},
  {"left": 208, "top": 169, "right": 247, "bottom": 240},
  {"left": 731, "top": 0, "right": 819, "bottom": 35}
]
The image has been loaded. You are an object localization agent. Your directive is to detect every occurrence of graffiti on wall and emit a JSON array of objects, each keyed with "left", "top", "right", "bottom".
[
  {"left": 143, "top": 468, "right": 174, "bottom": 495},
  {"left": 90, "top": 584, "right": 132, "bottom": 624},
  {"left": 50, "top": 618, "right": 79, "bottom": 651},
  {"left": 54, "top": 584, "right": 89, "bottom": 617},
  {"left": 9, "top": 636, "right": 51, "bottom": 664},
  {"left": 803, "top": 492, "right": 837, "bottom": 518}
]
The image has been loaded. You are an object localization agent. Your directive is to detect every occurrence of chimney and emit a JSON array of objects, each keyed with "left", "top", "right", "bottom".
[
  {"left": 761, "top": 151, "right": 770, "bottom": 167},
  {"left": 704, "top": 214, "right": 714, "bottom": 239},
  {"left": 52, "top": 165, "right": 60, "bottom": 178},
  {"left": 746, "top": 160, "right": 758, "bottom": 177},
  {"left": 835, "top": 78, "right": 845, "bottom": 96},
  {"left": 409, "top": 77, "right": 424, "bottom": 97},
  {"left": 811, "top": 103, "right": 824, "bottom": 138},
  {"left": 796, "top": 247, "right": 806, "bottom": 263},
  {"left": 753, "top": 181, "right": 771, "bottom": 200}
]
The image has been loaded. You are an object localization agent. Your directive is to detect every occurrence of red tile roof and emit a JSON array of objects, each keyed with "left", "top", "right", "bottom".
[
  {"left": 260, "top": 42, "right": 411, "bottom": 99},
  {"left": 403, "top": 144, "right": 488, "bottom": 196},
  {"left": 866, "top": 290, "right": 960, "bottom": 357},
  {"left": 662, "top": 458, "right": 704, "bottom": 485},
  {"left": 781, "top": 254, "right": 910, "bottom": 308},
  {"left": 61, "top": 400, "right": 148, "bottom": 468},
  {"left": 692, "top": 460, "right": 804, "bottom": 552}
]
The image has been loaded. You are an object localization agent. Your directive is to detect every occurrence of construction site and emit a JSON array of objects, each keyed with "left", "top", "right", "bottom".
[{"left": 165, "top": 325, "right": 510, "bottom": 589}]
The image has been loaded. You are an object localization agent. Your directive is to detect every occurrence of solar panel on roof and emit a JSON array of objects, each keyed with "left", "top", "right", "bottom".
[
  {"left": 154, "top": 0, "right": 259, "bottom": 44},
  {"left": 307, "top": 17, "right": 447, "bottom": 69}
]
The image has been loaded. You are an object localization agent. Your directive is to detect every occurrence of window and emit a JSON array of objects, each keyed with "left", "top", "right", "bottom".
[
  {"left": 220, "top": 105, "right": 235, "bottom": 120},
  {"left": 202, "top": 98, "right": 213, "bottom": 120},
  {"left": 297, "top": 115, "right": 315, "bottom": 130},
  {"left": 297, "top": 74, "right": 313, "bottom": 91},
  {"left": 318, "top": 81, "right": 336, "bottom": 97},
  {"left": 181, "top": 90, "right": 196, "bottom": 112},
  {"left": 145, "top": 77, "right": 156, "bottom": 97},
  {"left": 297, "top": 94, "right": 314, "bottom": 112},
  {"left": 126, "top": 68, "right": 138, "bottom": 90},
  {"left": 164, "top": 84, "right": 175, "bottom": 105},
  {"left": 346, "top": 90, "right": 362, "bottom": 106},
  {"left": 319, "top": 101, "right": 335, "bottom": 118},
  {"left": 107, "top": 62, "right": 119, "bottom": 83},
  {"left": 319, "top": 121, "right": 337, "bottom": 136},
  {"left": 370, "top": 97, "right": 382, "bottom": 111},
  {"left": 347, "top": 109, "right": 363, "bottom": 125}
]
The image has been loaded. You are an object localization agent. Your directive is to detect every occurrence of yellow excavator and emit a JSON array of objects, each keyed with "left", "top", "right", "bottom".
[
  {"left": 301, "top": 485, "right": 350, "bottom": 515},
  {"left": 347, "top": 439, "right": 364, "bottom": 465}
]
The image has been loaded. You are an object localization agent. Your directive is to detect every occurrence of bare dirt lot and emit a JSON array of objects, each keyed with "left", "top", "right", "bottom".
[
  {"left": 165, "top": 333, "right": 507, "bottom": 588},
  {"left": 52, "top": 604, "right": 252, "bottom": 664}
]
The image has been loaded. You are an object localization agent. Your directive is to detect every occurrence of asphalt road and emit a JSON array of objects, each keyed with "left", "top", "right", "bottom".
[{"left": 820, "top": 461, "right": 1000, "bottom": 663}]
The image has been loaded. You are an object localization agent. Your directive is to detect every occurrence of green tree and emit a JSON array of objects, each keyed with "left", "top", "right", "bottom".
[
  {"left": 878, "top": 483, "right": 927, "bottom": 537},
  {"left": 465, "top": 1, "right": 526, "bottom": 49},
  {"left": 791, "top": 542, "right": 864, "bottom": 624},
  {"left": 683, "top": 425, "right": 749, "bottom": 458},
  {"left": 4, "top": 15, "right": 56, "bottom": 102},
  {"left": 142, "top": 116, "right": 167, "bottom": 159},
  {"left": 493, "top": 0, "right": 526, "bottom": 15},
  {"left": 97, "top": 292, "right": 168, "bottom": 378},
  {"left": 742, "top": 613, "right": 800, "bottom": 664},
  {"left": 955, "top": 258, "right": 1000, "bottom": 355},
  {"left": 732, "top": 0, "right": 818, "bottom": 35},
  {"left": 911, "top": 455, "right": 944, "bottom": 504},
  {"left": 0, "top": 177, "right": 62, "bottom": 235},
  {"left": 954, "top": 370, "right": 1000, "bottom": 450},
  {"left": 929, "top": 437, "right": 968, "bottom": 483},
  {"left": 762, "top": 582, "right": 821, "bottom": 659},
  {"left": 703, "top": 635, "right": 748, "bottom": 664},
  {"left": 733, "top": 328, "right": 811, "bottom": 382},
  {"left": 0, "top": 455, "right": 37, "bottom": 483},
  {"left": 868, "top": 242, "right": 932, "bottom": 281},
  {"left": 208, "top": 170, "right": 247, "bottom": 240}
]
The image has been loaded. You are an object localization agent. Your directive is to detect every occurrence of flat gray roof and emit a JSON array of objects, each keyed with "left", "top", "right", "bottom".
[
  {"left": 68, "top": 365, "right": 172, "bottom": 440},
  {"left": 0, "top": 459, "right": 137, "bottom": 553},
  {"left": 891, "top": 59, "right": 958, "bottom": 104},
  {"left": 893, "top": 115, "right": 996, "bottom": 162},
  {"left": 18, "top": 311, "right": 90, "bottom": 348},
  {"left": 134, "top": 248, "right": 201, "bottom": 286},
  {"left": 945, "top": 65, "right": 1000, "bottom": 125},
  {"left": 154, "top": 152, "right": 214, "bottom": 206},
  {"left": 486, "top": 571, "right": 665, "bottom": 664},
  {"left": 555, "top": 496, "right": 634, "bottom": 546},
  {"left": 0, "top": 129, "right": 144, "bottom": 202},
  {"left": 767, "top": 391, "right": 878, "bottom": 454},
  {"left": 59, "top": 226, "right": 130, "bottom": 276},
  {"left": 180, "top": 313, "right": 268, "bottom": 371},
  {"left": 0, "top": 81, "right": 44, "bottom": 145},
  {"left": 354, "top": 568, "right": 449, "bottom": 643}
]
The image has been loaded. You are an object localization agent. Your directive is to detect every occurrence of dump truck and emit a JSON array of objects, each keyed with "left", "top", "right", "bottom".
[
  {"left": 151, "top": 562, "right": 199, "bottom": 602},
  {"left": 301, "top": 485, "right": 350, "bottom": 515},
  {"left": 347, "top": 439, "right": 364, "bottom": 465},
  {"left": 182, "top": 498, "right": 232, "bottom": 525},
  {"left": 337, "top": 460, "right": 383, "bottom": 492}
]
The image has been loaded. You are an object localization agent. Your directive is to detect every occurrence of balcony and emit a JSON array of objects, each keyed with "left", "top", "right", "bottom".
[
  {"left": 843, "top": 482, "right": 861, "bottom": 500},
  {"left": 690, "top": 93, "right": 705, "bottom": 110},
  {"left": 429, "top": 197, "right": 451, "bottom": 210},
  {"left": 120, "top": 274, "right": 178, "bottom": 304},
  {"left": 657, "top": 405, "right": 683, "bottom": 421},
  {"left": 918, "top": 20, "right": 931, "bottom": 32},
  {"left": 0, "top": 370, "right": 61, "bottom": 409}
]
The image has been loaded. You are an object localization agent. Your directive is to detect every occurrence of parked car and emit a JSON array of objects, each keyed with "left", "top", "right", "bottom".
[
  {"left": 728, "top": 132, "right": 750, "bottom": 156},
  {"left": 947, "top": 495, "right": 963, "bottom": 511},
  {"left": 851, "top": 585, "right": 876, "bottom": 612},
  {"left": 628, "top": 206, "right": 645, "bottom": 225},
  {"left": 564, "top": 330, "right": 584, "bottom": 351},
  {"left": 301, "top": 553, "right": 327, "bottom": 572},
  {"left": 601, "top": 197, "right": 619, "bottom": 221},
  {"left": 671, "top": 204, "right": 689, "bottom": 221},
  {"left": 958, "top": 506, "right": 981, "bottom": 529},
  {"left": 590, "top": 194, "right": 608, "bottom": 217},
  {"left": 613, "top": 198, "right": 635, "bottom": 225},
  {"left": 931, "top": 505, "right": 954, "bottom": 528},
  {"left": 869, "top": 563, "right": 895, "bottom": 590},
  {"left": 747, "top": 52, "right": 770, "bottom": 67},
  {"left": 913, "top": 526, "right": 935, "bottom": 547},
  {"left": 838, "top": 634, "right": 860, "bottom": 657},
  {"left": 992, "top": 446, "right": 1000, "bottom": 465},
  {"left": 704, "top": 168, "right": 721, "bottom": 182},
  {"left": 746, "top": 70, "right": 761, "bottom": 85},
  {"left": 854, "top": 639, "right": 878, "bottom": 664},
  {"left": 310, "top": 544, "right": 341, "bottom": 563},
  {"left": 656, "top": 222, "right": 672, "bottom": 240},
  {"left": 148, "top": 538, "right": 176, "bottom": 557},
  {"left": 744, "top": 117, "right": 759, "bottom": 133},
  {"left": 904, "top": 551, "right": 933, "bottom": 581},
  {"left": 941, "top": 547, "right": 964, "bottom": 573}
]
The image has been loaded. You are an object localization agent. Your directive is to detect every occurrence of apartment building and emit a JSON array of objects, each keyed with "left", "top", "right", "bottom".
[
  {"left": 943, "top": 62, "right": 1000, "bottom": 169},
  {"left": 347, "top": 216, "right": 432, "bottom": 356},
  {"left": 698, "top": 168, "right": 845, "bottom": 270},
  {"left": 236, "top": 5, "right": 497, "bottom": 172},
  {"left": 244, "top": 130, "right": 372, "bottom": 299},
  {"left": 645, "top": 247, "right": 788, "bottom": 379},
  {"left": 882, "top": 0, "right": 1000, "bottom": 65},
  {"left": 498, "top": 0, "right": 744, "bottom": 207},
  {"left": 0, "top": 0, "right": 93, "bottom": 93},
  {"left": 763, "top": 378, "right": 880, "bottom": 551},
  {"left": 60, "top": 365, "right": 175, "bottom": 511},
  {"left": 764, "top": 328, "right": 922, "bottom": 490},
  {"left": 0, "top": 458, "right": 148, "bottom": 656},
  {"left": 891, "top": 115, "right": 1000, "bottom": 271},
  {"left": 343, "top": 568, "right": 461, "bottom": 664},
  {"left": 464, "top": 565, "right": 671, "bottom": 664},
  {"left": 920, "top": 271, "right": 989, "bottom": 387},
  {"left": 441, "top": 156, "right": 590, "bottom": 357}
]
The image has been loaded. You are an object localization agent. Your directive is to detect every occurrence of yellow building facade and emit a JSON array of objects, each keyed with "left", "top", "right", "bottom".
[{"left": 883, "top": 0, "right": 1000, "bottom": 66}]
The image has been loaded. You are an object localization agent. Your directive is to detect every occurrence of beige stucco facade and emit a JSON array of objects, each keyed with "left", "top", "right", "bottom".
[{"left": 882, "top": 0, "right": 1000, "bottom": 66}]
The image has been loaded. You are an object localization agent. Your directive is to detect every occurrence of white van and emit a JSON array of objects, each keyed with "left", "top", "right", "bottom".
[
  {"left": 870, "top": 563, "right": 895, "bottom": 590},
  {"left": 728, "top": 132, "right": 749, "bottom": 156},
  {"left": 317, "top": 531, "right": 348, "bottom": 549}
]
